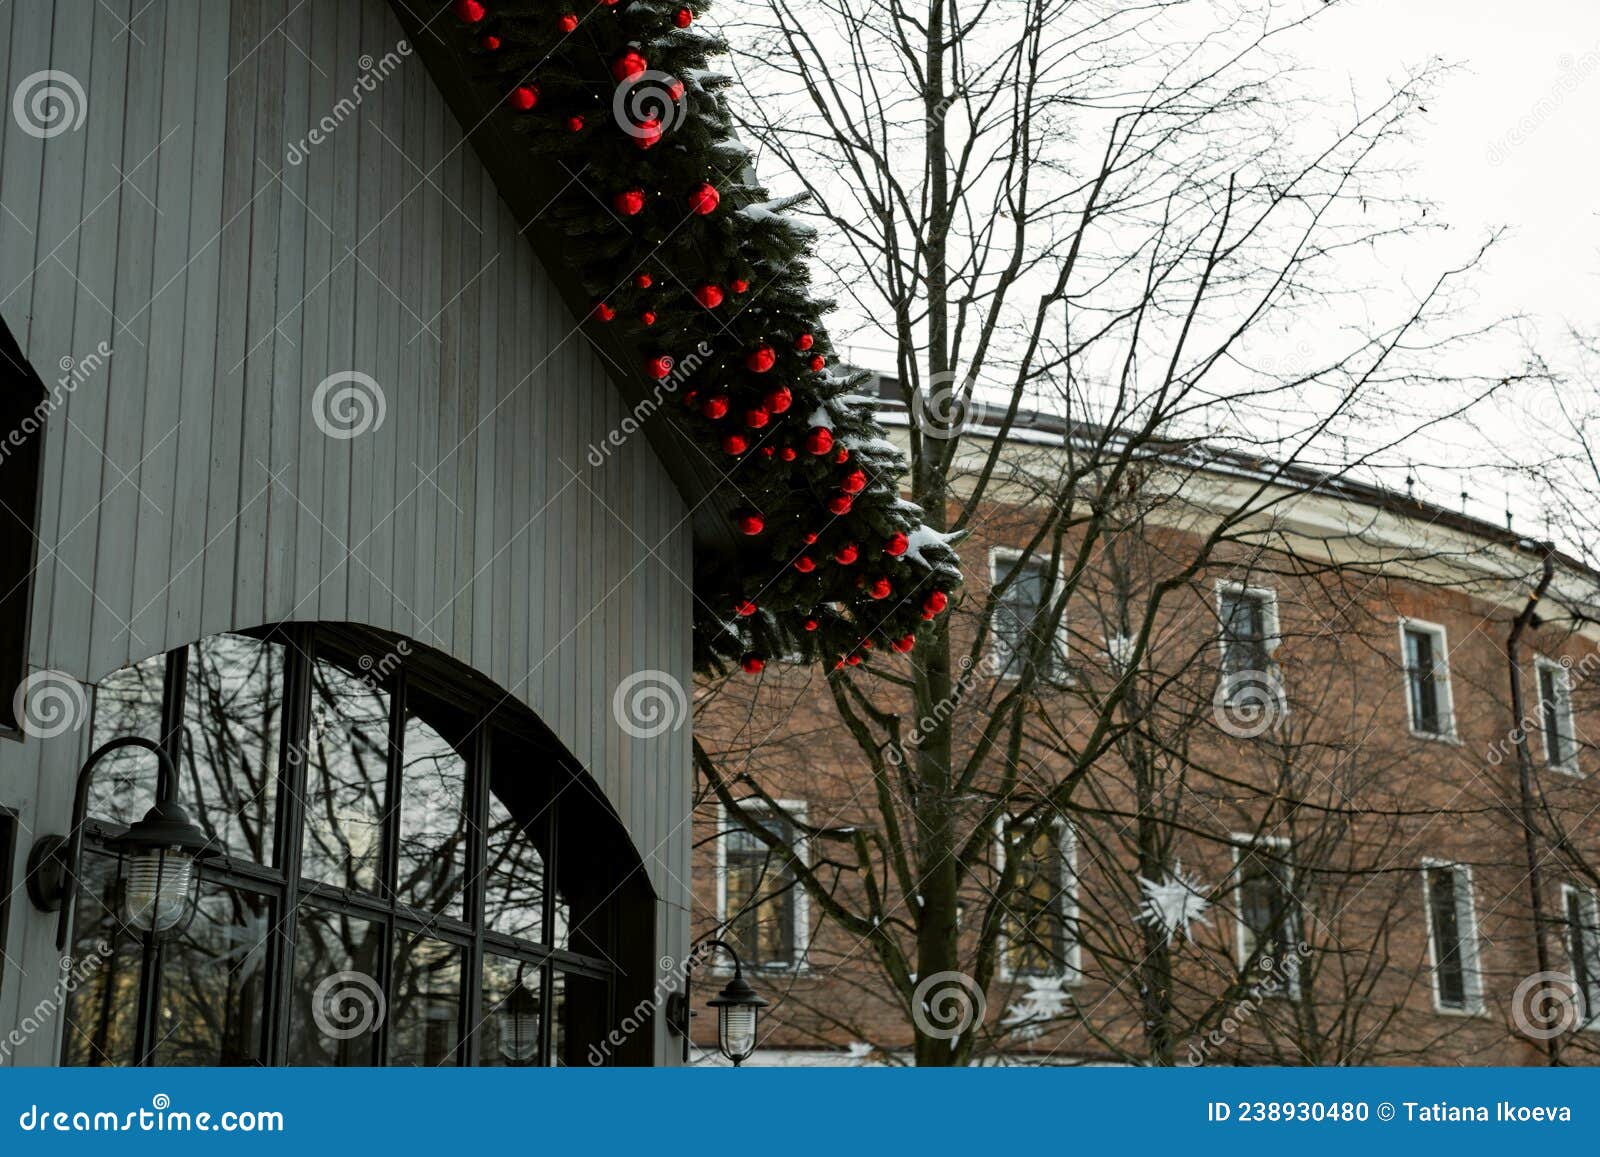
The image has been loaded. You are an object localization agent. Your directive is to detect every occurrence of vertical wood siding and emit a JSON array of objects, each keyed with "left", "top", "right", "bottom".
[{"left": 0, "top": 0, "right": 695, "bottom": 1049}]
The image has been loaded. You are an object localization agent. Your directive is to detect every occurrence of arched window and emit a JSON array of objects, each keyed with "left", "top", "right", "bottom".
[{"left": 61, "top": 625, "right": 637, "bottom": 1067}]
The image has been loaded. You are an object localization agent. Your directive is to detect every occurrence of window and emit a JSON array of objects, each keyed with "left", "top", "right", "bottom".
[
  {"left": 1216, "top": 583, "right": 1280, "bottom": 705},
  {"left": 718, "top": 803, "right": 808, "bottom": 970},
  {"left": 989, "top": 549, "right": 1068, "bottom": 681},
  {"left": 0, "top": 808, "right": 14, "bottom": 999},
  {"left": 1232, "top": 836, "right": 1301, "bottom": 996},
  {"left": 61, "top": 625, "right": 632, "bottom": 1066},
  {"left": 1400, "top": 620, "right": 1455, "bottom": 738},
  {"left": 998, "top": 818, "right": 1079, "bottom": 981},
  {"left": 1564, "top": 885, "right": 1600, "bottom": 1030},
  {"left": 0, "top": 320, "right": 49, "bottom": 733},
  {"left": 1423, "top": 861, "right": 1484, "bottom": 1014},
  {"left": 1538, "top": 658, "right": 1579, "bottom": 772}
]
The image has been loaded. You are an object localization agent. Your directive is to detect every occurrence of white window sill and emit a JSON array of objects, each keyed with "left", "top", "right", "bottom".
[{"left": 1409, "top": 727, "right": 1460, "bottom": 746}]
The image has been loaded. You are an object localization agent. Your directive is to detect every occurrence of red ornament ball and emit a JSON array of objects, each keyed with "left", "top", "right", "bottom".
[
  {"left": 764, "top": 385, "right": 792, "bottom": 413},
  {"left": 868, "top": 577, "right": 891, "bottom": 599},
  {"left": 745, "top": 345, "right": 777, "bottom": 373},
  {"left": 509, "top": 85, "right": 539, "bottom": 111},
  {"left": 613, "top": 188, "right": 646, "bottom": 216},
  {"left": 735, "top": 512, "right": 765, "bottom": 535},
  {"left": 481, "top": 34, "right": 503, "bottom": 51},
  {"left": 612, "top": 50, "right": 648, "bottom": 82},
  {"left": 639, "top": 310, "right": 656, "bottom": 327},
  {"left": 924, "top": 590, "right": 949, "bottom": 615},
  {"left": 723, "top": 433, "right": 748, "bottom": 455},
  {"left": 779, "top": 447, "right": 797, "bottom": 462},
  {"left": 835, "top": 543, "right": 859, "bottom": 565},
  {"left": 565, "top": 115, "right": 585, "bottom": 133},
  {"left": 761, "top": 446, "right": 774, "bottom": 458},
  {"left": 810, "top": 354, "right": 826, "bottom": 372},
  {"left": 592, "top": 302, "right": 615, "bottom": 322},
  {"left": 804, "top": 427, "right": 834, "bottom": 455},
  {"left": 667, "top": 79, "right": 685, "bottom": 102},
  {"left": 693, "top": 284, "right": 724, "bottom": 309},
  {"left": 634, "top": 118, "right": 663, "bottom": 149},
  {"left": 674, "top": 6, "right": 693, "bottom": 27},
  {"left": 735, "top": 599, "right": 757, "bottom": 617},
  {"left": 689, "top": 182, "right": 720, "bottom": 215},
  {"left": 884, "top": 532, "right": 908, "bottom": 556},
  {"left": 892, "top": 634, "right": 915, "bottom": 653},
  {"left": 745, "top": 407, "right": 770, "bottom": 429},
  {"left": 834, "top": 447, "right": 849, "bottom": 463},
  {"left": 795, "top": 332, "right": 815, "bottom": 351},
  {"left": 741, "top": 654, "right": 765, "bottom": 674},
  {"left": 803, "top": 532, "right": 818, "bottom": 544},
  {"left": 634, "top": 272, "right": 653, "bottom": 289},
  {"left": 701, "top": 395, "right": 730, "bottom": 420},
  {"left": 731, "top": 278, "right": 750, "bottom": 294},
  {"left": 846, "top": 654, "right": 863, "bottom": 666},
  {"left": 827, "top": 494, "right": 853, "bottom": 516},
  {"left": 645, "top": 355, "right": 673, "bottom": 379},
  {"left": 794, "top": 556, "right": 816, "bottom": 573},
  {"left": 804, "top": 618, "right": 819, "bottom": 632},
  {"left": 840, "top": 468, "right": 867, "bottom": 494},
  {"left": 557, "top": 12, "right": 578, "bottom": 32},
  {"left": 454, "top": 0, "right": 486, "bottom": 23}
]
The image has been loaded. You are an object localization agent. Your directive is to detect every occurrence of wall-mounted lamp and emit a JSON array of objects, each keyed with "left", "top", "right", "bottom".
[
  {"left": 666, "top": 937, "right": 769, "bottom": 1067},
  {"left": 26, "top": 736, "right": 216, "bottom": 950}
]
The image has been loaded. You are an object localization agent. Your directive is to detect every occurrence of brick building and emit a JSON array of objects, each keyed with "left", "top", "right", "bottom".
[{"left": 690, "top": 394, "right": 1600, "bottom": 1066}]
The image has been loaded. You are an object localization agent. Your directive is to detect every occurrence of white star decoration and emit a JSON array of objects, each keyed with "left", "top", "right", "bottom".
[
  {"left": 1136, "top": 863, "right": 1212, "bottom": 944},
  {"left": 1001, "top": 976, "right": 1074, "bottom": 1040}
]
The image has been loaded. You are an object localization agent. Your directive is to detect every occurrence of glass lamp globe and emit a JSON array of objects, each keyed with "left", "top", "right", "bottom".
[
  {"left": 707, "top": 969, "right": 768, "bottom": 1066},
  {"left": 498, "top": 981, "right": 541, "bottom": 1064},
  {"left": 111, "top": 799, "right": 214, "bottom": 937}
]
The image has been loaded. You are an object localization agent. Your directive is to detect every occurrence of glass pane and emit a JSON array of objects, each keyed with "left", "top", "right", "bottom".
[
  {"left": 388, "top": 934, "right": 462, "bottom": 1066},
  {"left": 87, "top": 652, "right": 168, "bottom": 825},
  {"left": 180, "top": 633, "right": 283, "bottom": 862},
  {"left": 300, "top": 659, "right": 392, "bottom": 893},
  {"left": 484, "top": 792, "right": 545, "bottom": 942},
  {"left": 286, "top": 906, "right": 385, "bottom": 1065},
  {"left": 395, "top": 713, "right": 468, "bottom": 917},
  {"left": 152, "top": 880, "right": 271, "bottom": 1065},
  {"left": 478, "top": 954, "right": 543, "bottom": 1067},
  {"left": 550, "top": 969, "right": 567, "bottom": 1067},
  {"left": 725, "top": 812, "right": 796, "bottom": 968},
  {"left": 1427, "top": 867, "right": 1466, "bottom": 1007},
  {"left": 61, "top": 852, "right": 144, "bottom": 1066}
]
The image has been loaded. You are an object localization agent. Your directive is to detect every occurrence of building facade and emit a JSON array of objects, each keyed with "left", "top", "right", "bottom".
[
  {"left": 691, "top": 403, "right": 1600, "bottom": 1066},
  {"left": 0, "top": 0, "right": 696, "bottom": 1066}
]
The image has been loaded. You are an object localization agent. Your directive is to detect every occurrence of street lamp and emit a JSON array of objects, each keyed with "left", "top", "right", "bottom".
[
  {"left": 667, "top": 937, "right": 769, "bottom": 1066},
  {"left": 26, "top": 736, "right": 216, "bottom": 950},
  {"left": 497, "top": 967, "right": 542, "bottom": 1064}
]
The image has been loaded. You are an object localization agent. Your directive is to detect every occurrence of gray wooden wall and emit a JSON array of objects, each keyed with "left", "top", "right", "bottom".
[{"left": 0, "top": 0, "right": 693, "bottom": 1062}]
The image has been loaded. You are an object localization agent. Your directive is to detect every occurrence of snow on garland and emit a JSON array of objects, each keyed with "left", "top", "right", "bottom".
[{"left": 443, "top": 0, "right": 962, "bottom": 673}]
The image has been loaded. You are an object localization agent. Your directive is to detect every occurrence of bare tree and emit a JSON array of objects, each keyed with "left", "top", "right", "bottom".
[{"left": 693, "top": 0, "right": 1526, "bottom": 1064}]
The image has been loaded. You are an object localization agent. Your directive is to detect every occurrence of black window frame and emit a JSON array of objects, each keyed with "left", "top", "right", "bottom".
[
  {"left": 1424, "top": 862, "right": 1480, "bottom": 1013},
  {"left": 62, "top": 624, "right": 619, "bottom": 1067},
  {"left": 0, "top": 807, "right": 15, "bottom": 999},
  {"left": 1403, "top": 624, "right": 1448, "bottom": 737},
  {"left": 1538, "top": 660, "right": 1577, "bottom": 771},
  {"left": 0, "top": 320, "right": 50, "bottom": 736}
]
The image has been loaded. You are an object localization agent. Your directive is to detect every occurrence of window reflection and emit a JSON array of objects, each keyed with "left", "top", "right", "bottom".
[
  {"left": 180, "top": 634, "right": 283, "bottom": 863},
  {"left": 395, "top": 712, "right": 467, "bottom": 917},
  {"left": 61, "top": 853, "right": 143, "bottom": 1066},
  {"left": 389, "top": 934, "right": 462, "bottom": 1066},
  {"left": 479, "top": 955, "right": 543, "bottom": 1066},
  {"left": 301, "top": 661, "right": 390, "bottom": 892},
  {"left": 484, "top": 793, "right": 545, "bottom": 943},
  {"left": 287, "top": 907, "right": 383, "bottom": 1065},
  {"left": 87, "top": 653, "right": 166, "bottom": 825},
  {"left": 153, "top": 881, "right": 270, "bottom": 1065}
]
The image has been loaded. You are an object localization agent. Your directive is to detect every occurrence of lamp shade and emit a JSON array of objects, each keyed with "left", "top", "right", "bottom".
[
  {"left": 707, "top": 970, "right": 768, "bottom": 1065},
  {"left": 110, "top": 798, "right": 215, "bottom": 936}
]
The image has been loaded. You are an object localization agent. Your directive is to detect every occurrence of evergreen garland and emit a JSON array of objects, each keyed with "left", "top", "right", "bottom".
[{"left": 444, "top": 0, "right": 962, "bottom": 673}]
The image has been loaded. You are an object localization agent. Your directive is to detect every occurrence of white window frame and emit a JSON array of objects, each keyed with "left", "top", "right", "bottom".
[
  {"left": 1561, "top": 883, "right": 1600, "bottom": 1031},
  {"left": 1214, "top": 580, "right": 1283, "bottom": 688},
  {"left": 1421, "top": 858, "right": 1486, "bottom": 1016},
  {"left": 1536, "top": 656, "right": 1580, "bottom": 775},
  {"left": 1230, "top": 833, "right": 1302, "bottom": 999},
  {"left": 1397, "top": 618, "right": 1458, "bottom": 742},
  {"left": 715, "top": 799, "right": 810, "bottom": 973},
  {"left": 987, "top": 547, "right": 1071, "bottom": 682},
  {"left": 995, "top": 816, "right": 1081, "bottom": 984}
]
